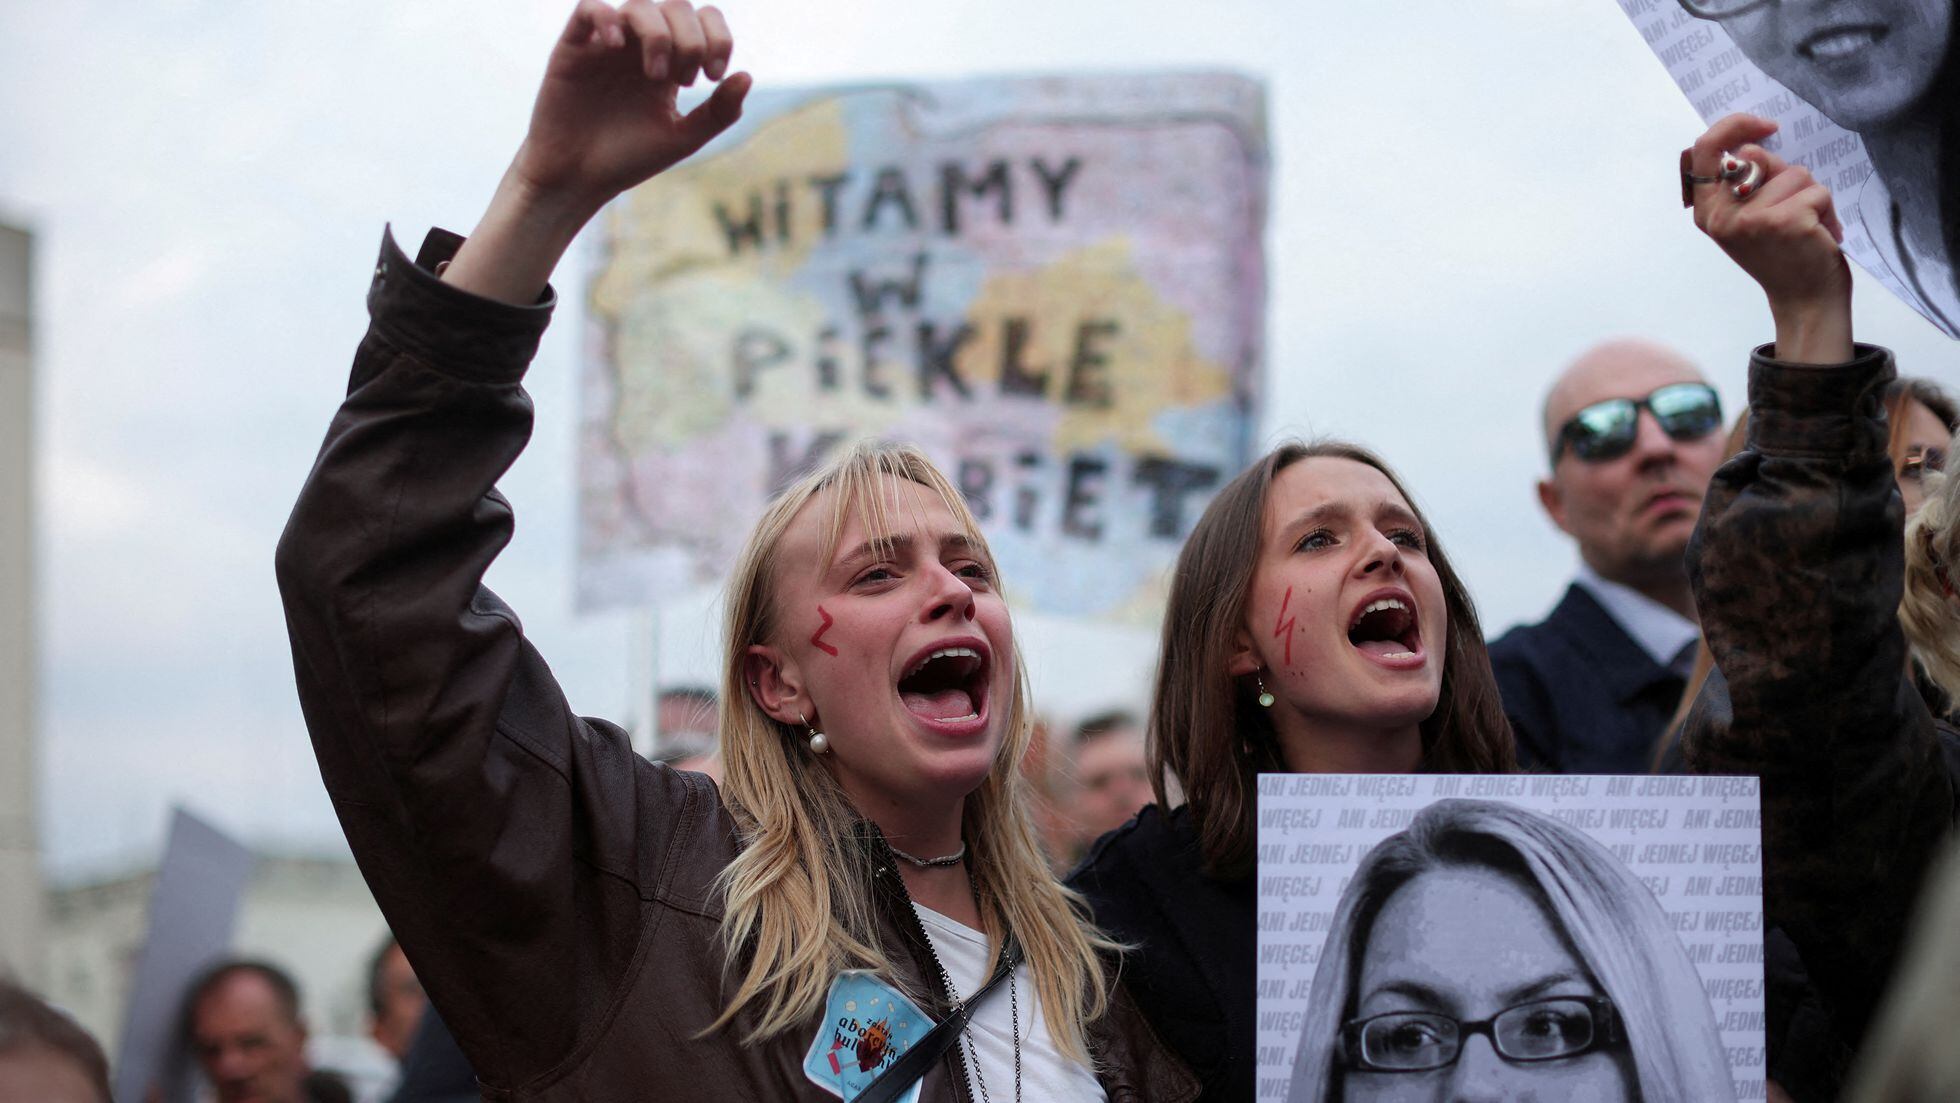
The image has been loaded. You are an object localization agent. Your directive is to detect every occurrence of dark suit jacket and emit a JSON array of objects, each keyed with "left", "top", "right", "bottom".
[{"left": 1487, "top": 583, "right": 1686, "bottom": 774}]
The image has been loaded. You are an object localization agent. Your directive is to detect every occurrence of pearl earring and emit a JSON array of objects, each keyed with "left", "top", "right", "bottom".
[
  {"left": 799, "top": 711, "right": 829, "bottom": 755},
  {"left": 1256, "top": 672, "right": 1275, "bottom": 709}
]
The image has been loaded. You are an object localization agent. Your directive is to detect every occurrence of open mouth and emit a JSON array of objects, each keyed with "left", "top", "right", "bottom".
[
  {"left": 1800, "top": 24, "right": 1886, "bottom": 62},
  {"left": 1347, "top": 594, "right": 1421, "bottom": 662},
  {"left": 897, "top": 641, "right": 990, "bottom": 726}
]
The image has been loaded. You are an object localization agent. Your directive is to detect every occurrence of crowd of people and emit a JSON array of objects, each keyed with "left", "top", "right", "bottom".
[
  {"left": 6, "top": 1, "right": 1959, "bottom": 1101},
  {"left": 1, "top": 935, "right": 440, "bottom": 1103}
]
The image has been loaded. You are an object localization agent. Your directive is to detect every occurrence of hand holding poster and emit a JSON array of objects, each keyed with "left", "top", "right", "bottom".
[
  {"left": 1257, "top": 774, "right": 1767, "bottom": 1101},
  {"left": 1616, "top": 0, "right": 1959, "bottom": 337},
  {"left": 578, "top": 74, "right": 1267, "bottom": 619}
]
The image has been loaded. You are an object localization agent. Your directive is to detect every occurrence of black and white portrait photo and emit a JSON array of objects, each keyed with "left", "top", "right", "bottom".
[
  {"left": 1622, "top": 0, "right": 1960, "bottom": 337},
  {"left": 1256, "top": 776, "right": 1767, "bottom": 1101}
]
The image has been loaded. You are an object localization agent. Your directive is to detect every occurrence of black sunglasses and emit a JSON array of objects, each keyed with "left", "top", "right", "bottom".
[{"left": 1550, "top": 382, "right": 1723, "bottom": 465}]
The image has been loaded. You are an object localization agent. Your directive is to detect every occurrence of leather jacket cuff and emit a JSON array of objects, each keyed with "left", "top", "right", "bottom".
[
  {"left": 365, "top": 225, "right": 556, "bottom": 384},
  {"left": 1745, "top": 342, "right": 1895, "bottom": 461}
]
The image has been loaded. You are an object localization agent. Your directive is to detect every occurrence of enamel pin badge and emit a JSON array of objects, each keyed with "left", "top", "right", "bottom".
[{"left": 802, "top": 971, "right": 936, "bottom": 1102}]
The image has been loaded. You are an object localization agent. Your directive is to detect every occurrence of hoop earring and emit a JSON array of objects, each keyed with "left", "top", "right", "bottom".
[
  {"left": 799, "top": 711, "right": 829, "bottom": 755},
  {"left": 1255, "top": 671, "right": 1275, "bottom": 709}
]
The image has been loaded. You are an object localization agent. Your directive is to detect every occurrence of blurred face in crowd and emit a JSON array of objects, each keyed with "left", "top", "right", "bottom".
[
  {"left": 1538, "top": 342, "right": 1725, "bottom": 596},
  {"left": 191, "top": 972, "right": 310, "bottom": 1103},
  {"left": 368, "top": 942, "right": 426, "bottom": 1062},
  {"left": 1713, "top": 0, "right": 1951, "bottom": 132},
  {"left": 1893, "top": 398, "right": 1951, "bottom": 516},
  {"left": 0, "top": 1046, "right": 104, "bottom": 1103},
  {"left": 1344, "top": 866, "right": 1634, "bottom": 1102},
  {"left": 1072, "top": 726, "right": 1153, "bottom": 839},
  {"left": 1235, "top": 458, "right": 1447, "bottom": 756}
]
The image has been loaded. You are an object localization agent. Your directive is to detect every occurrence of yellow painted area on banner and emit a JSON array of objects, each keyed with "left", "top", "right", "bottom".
[
  {"left": 592, "top": 98, "right": 849, "bottom": 451},
  {"left": 960, "top": 237, "right": 1232, "bottom": 454}
]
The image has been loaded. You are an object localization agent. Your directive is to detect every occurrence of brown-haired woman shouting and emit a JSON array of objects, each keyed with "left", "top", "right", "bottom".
[{"left": 1069, "top": 440, "right": 1516, "bottom": 1101}]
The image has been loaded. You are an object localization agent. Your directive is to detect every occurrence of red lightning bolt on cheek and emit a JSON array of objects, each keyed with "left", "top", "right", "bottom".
[
  {"left": 809, "top": 605, "right": 839, "bottom": 657},
  {"left": 1272, "top": 586, "right": 1297, "bottom": 667}
]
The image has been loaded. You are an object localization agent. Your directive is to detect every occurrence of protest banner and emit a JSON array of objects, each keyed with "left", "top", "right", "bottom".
[
  {"left": 1256, "top": 773, "right": 1767, "bottom": 1101},
  {"left": 113, "top": 807, "right": 255, "bottom": 1103},
  {"left": 1616, "top": 0, "right": 1959, "bottom": 338},
  {"left": 578, "top": 73, "right": 1267, "bottom": 620}
]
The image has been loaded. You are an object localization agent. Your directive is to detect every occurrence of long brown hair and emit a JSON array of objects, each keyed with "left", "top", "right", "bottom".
[{"left": 1149, "top": 440, "right": 1516, "bottom": 878}]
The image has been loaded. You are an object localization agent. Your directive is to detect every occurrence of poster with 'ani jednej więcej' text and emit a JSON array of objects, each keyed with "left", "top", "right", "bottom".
[{"left": 1258, "top": 773, "right": 1766, "bottom": 1102}]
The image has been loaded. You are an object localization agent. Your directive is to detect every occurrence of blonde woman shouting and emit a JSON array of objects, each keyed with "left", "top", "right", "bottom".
[{"left": 275, "top": 4, "right": 1193, "bottom": 1100}]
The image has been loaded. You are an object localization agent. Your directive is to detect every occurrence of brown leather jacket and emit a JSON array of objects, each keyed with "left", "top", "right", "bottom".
[
  {"left": 275, "top": 228, "right": 1199, "bottom": 1103},
  {"left": 1682, "top": 343, "right": 1960, "bottom": 1088}
]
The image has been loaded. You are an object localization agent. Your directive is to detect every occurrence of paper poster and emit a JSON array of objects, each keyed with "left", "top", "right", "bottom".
[
  {"left": 1257, "top": 774, "right": 1766, "bottom": 1101},
  {"left": 579, "top": 73, "right": 1268, "bottom": 619},
  {"left": 112, "top": 807, "right": 255, "bottom": 1103},
  {"left": 1616, "top": 0, "right": 1959, "bottom": 338}
]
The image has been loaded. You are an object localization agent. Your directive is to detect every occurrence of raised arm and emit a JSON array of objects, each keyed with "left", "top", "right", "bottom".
[
  {"left": 273, "top": 3, "right": 747, "bottom": 1088},
  {"left": 1681, "top": 114, "right": 1956, "bottom": 1052},
  {"left": 445, "top": 0, "right": 748, "bottom": 304}
]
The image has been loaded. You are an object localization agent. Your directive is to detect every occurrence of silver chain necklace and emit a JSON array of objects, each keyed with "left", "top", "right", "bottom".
[
  {"left": 935, "top": 955, "right": 1020, "bottom": 1103},
  {"left": 889, "top": 840, "right": 966, "bottom": 868}
]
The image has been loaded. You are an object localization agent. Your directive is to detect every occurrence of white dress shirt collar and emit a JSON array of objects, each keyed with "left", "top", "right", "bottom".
[{"left": 1572, "top": 561, "right": 1699, "bottom": 669}]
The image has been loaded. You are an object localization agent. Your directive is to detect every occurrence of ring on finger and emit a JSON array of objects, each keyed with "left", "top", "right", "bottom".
[
  {"left": 1679, "top": 149, "right": 1722, "bottom": 207},
  {"left": 1720, "top": 152, "right": 1764, "bottom": 201}
]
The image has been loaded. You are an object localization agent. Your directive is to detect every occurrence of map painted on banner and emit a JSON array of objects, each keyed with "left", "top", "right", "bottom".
[{"left": 579, "top": 74, "right": 1268, "bottom": 618}]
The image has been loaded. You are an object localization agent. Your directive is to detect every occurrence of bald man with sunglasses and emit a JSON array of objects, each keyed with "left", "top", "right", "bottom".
[{"left": 1488, "top": 340, "right": 1729, "bottom": 773}]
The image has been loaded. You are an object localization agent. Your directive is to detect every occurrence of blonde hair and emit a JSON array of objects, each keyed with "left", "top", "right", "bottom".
[
  {"left": 1286, "top": 800, "right": 1735, "bottom": 1102},
  {"left": 1902, "top": 427, "right": 1960, "bottom": 708},
  {"left": 705, "top": 440, "right": 1112, "bottom": 1061}
]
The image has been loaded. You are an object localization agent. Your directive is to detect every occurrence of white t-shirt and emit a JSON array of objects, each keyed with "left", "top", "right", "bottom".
[{"left": 912, "top": 904, "right": 1107, "bottom": 1103}]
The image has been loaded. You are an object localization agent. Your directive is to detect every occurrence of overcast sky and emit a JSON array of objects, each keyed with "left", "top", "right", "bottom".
[{"left": 3, "top": 0, "right": 1950, "bottom": 879}]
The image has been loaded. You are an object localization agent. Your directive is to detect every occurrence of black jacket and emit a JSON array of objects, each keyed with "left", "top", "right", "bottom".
[
  {"left": 1066, "top": 806, "right": 1253, "bottom": 1103},
  {"left": 1683, "top": 343, "right": 1960, "bottom": 1100},
  {"left": 1488, "top": 584, "right": 1686, "bottom": 773}
]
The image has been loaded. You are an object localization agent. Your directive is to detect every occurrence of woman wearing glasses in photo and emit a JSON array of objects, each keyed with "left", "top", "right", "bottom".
[
  {"left": 275, "top": 5, "right": 1196, "bottom": 1100},
  {"left": 1067, "top": 439, "right": 1516, "bottom": 1101},
  {"left": 1677, "top": 0, "right": 1960, "bottom": 335},
  {"left": 1282, "top": 799, "right": 1735, "bottom": 1103},
  {"left": 1677, "top": 112, "right": 1960, "bottom": 1101}
]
